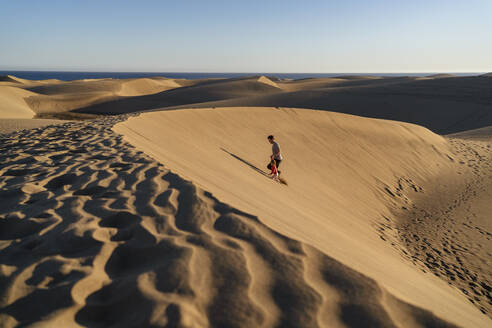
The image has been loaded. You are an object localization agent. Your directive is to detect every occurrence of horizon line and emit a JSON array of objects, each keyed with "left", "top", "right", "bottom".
[{"left": 0, "top": 69, "right": 488, "bottom": 74}]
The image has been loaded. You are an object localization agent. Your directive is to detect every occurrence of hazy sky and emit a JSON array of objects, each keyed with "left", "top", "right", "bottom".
[{"left": 1, "top": 0, "right": 491, "bottom": 72}]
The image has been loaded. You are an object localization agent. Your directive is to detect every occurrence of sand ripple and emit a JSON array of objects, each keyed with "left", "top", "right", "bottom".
[{"left": 0, "top": 116, "right": 459, "bottom": 327}]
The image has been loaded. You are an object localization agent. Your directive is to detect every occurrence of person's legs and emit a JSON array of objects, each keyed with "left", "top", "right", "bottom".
[{"left": 275, "top": 160, "right": 281, "bottom": 169}]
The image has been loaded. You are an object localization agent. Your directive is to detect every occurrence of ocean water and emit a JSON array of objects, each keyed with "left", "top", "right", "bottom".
[{"left": 0, "top": 70, "right": 483, "bottom": 81}]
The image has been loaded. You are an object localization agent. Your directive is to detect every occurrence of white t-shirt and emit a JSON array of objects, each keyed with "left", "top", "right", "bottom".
[{"left": 272, "top": 141, "right": 283, "bottom": 160}]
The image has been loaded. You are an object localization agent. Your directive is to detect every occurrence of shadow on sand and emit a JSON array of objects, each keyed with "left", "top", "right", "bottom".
[
  {"left": 220, "top": 148, "right": 288, "bottom": 185},
  {"left": 220, "top": 148, "right": 270, "bottom": 178}
]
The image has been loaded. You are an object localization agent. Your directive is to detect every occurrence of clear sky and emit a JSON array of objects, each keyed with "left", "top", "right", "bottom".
[{"left": 1, "top": 0, "right": 491, "bottom": 72}]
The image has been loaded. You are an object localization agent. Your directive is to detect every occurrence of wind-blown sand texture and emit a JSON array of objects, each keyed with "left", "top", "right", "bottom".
[
  {"left": 0, "top": 75, "right": 491, "bottom": 327},
  {"left": 0, "top": 112, "right": 474, "bottom": 328},
  {"left": 0, "top": 119, "right": 69, "bottom": 135}
]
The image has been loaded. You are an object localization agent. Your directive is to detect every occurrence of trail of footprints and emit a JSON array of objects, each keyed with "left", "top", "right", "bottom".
[
  {"left": 0, "top": 117, "right": 457, "bottom": 327},
  {"left": 377, "top": 137, "right": 492, "bottom": 318}
]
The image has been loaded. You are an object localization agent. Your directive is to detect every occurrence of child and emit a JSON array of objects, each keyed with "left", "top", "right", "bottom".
[{"left": 269, "top": 159, "right": 280, "bottom": 182}]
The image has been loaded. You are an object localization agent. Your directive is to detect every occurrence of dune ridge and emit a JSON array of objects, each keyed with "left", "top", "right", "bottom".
[
  {"left": 114, "top": 107, "right": 492, "bottom": 327},
  {"left": 0, "top": 115, "right": 465, "bottom": 327},
  {"left": 0, "top": 76, "right": 23, "bottom": 84},
  {"left": 257, "top": 76, "right": 280, "bottom": 89}
]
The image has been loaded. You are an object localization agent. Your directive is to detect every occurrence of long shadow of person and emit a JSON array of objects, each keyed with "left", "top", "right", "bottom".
[{"left": 220, "top": 148, "right": 271, "bottom": 178}]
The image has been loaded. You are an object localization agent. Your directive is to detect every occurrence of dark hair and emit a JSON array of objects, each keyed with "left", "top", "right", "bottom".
[{"left": 267, "top": 135, "right": 274, "bottom": 140}]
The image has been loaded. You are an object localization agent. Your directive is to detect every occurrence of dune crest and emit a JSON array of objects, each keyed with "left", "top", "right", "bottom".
[
  {"left": 0, "top": 114, "right": 469, "bottom": 327},
  {"left": 0, "top": 76, "right": 23, "bottom": 84},
  {"left": 425, "top": 73, "right": 456, "bottom": 78},
  {"left": 118, "top": 78, "right": 181, "bottom": 96},
  {"left": 257, "top": 76, "right": 280, "bottom": 89},
  {"left": 114, "top": 107, "right": 492, "bottom": 327}
]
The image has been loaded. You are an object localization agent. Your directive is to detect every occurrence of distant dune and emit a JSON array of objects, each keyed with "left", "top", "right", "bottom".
[
  {"left": 447, "top": 125, "right": 492, "bottom": 141},
  {"left": 0, "top": 75, "right": 22, "bottom": 83},
  {"left": 1, "top": 74, "right": 491, "bottom": 134},
  {"left": 71, "top": 76, "right": 283, "bottom": 115},
  {"left": 84, "top": 74, "right": 492, "bottom": 134},
  {"left": 0, "top": 75, "right": 61, "bottom": 85},
  {"left": 256, "top": 75, "right": 280, "bottom": 88},
  {"left": 425, "top": 73, "right": 456, "bottom": 78},
  {"left": 165, "top": 76, "right": 492, "bottom": 134},
  {"left": 334, "top": 75, "right": 383, "bottom": 80},
  {"left": 0, "top": 77, "right": 183, "bottom": 119}
]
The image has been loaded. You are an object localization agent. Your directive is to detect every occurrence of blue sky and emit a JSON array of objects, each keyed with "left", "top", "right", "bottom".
[{"left": 1, "top": 0, "right": 491, "bottom": 72}]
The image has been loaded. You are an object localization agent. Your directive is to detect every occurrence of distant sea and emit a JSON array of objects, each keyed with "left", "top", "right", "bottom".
[{"left": 0, "top": 71, "right": 484, "bottom": 81}]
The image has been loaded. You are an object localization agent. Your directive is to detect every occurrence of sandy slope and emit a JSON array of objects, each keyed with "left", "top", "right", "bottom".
[
  {"left": 0, "top": 109, "right": 490, "bottom": 327},
  {"left": 395, "top": 136, "right": 492, "bottom": 316},
  {"left": 0, "top": 75, "right": 62, "bottom": 86},
  {"left": 447, "top": 126, "right": 492, "bottom": 141},
  {"left": 0, "top": 77, "right": 182, "bottom": 119},
  {"left": 0, "top": 87, "right": 37, "bottom": 119},
  {"left": 0, "top": 115, "right": 459, "bottom": 328},
  {"left": 114, "top": 107, "right": 492, "bottom": 327}
]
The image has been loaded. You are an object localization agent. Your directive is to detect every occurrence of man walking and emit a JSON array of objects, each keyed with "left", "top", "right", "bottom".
[{"left": 267, "top": 135, "right": 283, "bottom": 169}]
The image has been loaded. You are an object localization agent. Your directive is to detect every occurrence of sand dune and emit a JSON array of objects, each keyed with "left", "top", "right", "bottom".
[
  {"left": 74, "top": 76, "right": 419, "bottom": 115},
  {"left": 2, "top": 74, "right": 491, "bottom": 134},
  {"left": 425, "top": 74, "right": 456, "bottom": 78},
  {"left": 0, "top": 76, "right": 23, "bottom": 84},
  {"left": 1, "top": 110, "right": 488, "bottom": 327},
  {"left": 0, "top": 75, "right": 62, "bottom": 86},
  {"left": 72, "top": 76, "right": 283, "bottom": 115},
  {"left": 257, "top": 75, "right": 280, "bottom": 89},
  {"left": 165, "top": 76, "right": 492, "bottom": 134},
  {"left": 118, "top": 78, "right": 182, "bottom": 96},
  {"left": 71, "top": 74, "right": 492, "bottom": 134},
  {"left": 25, "top": 79, "right": 122, "bottom": 95},
  {"left": 276, "top": 77, "right": 348, "bottom": 92},
  {"left": 114, "top": 107, "right": 492, "bottom": 327},
  {"left": 1, "top": 73, "right": 491, "bottom": 327},
  {"left": 334, "top": 75, "right": 384, "bottom": 80},
  {"left": 0, "top": 77, "right": 182, "bottom": 119},
  {"left": 0, "top": 86, "right": 37, "bottom": 119},
  {"left": 447, "top": 126, "right": 492, "bottom": 141}
]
